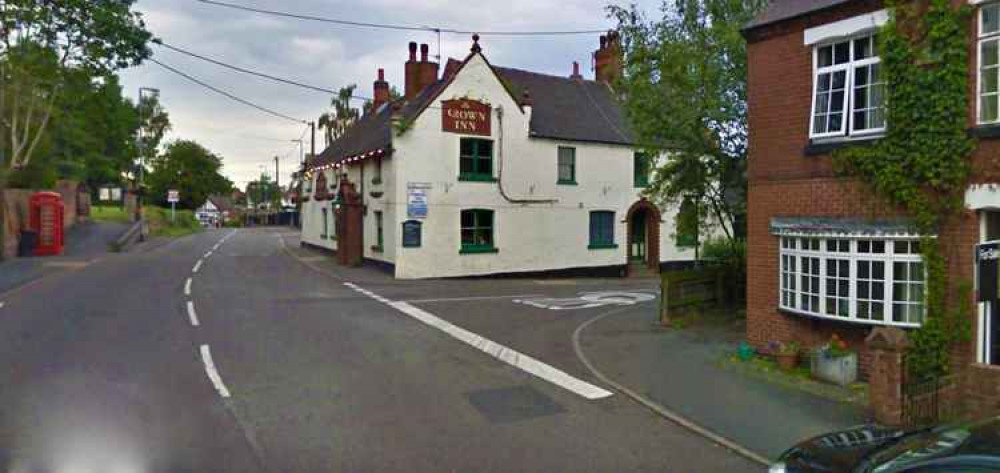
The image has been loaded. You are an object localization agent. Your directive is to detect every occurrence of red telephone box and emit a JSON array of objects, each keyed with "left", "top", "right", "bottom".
[{"left": 30, "top": 192, "right": 64, "bottom": 256}]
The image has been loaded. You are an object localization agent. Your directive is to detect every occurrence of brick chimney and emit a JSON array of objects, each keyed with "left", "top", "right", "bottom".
[
  {"left": 419, "top": 43, "right": 439, "bottom": 93},
  {"left": 404, "top": 41, "right": 420, "bottom": 100},
  {"left": 372, "top": 68, "right": 390, "bottom": 111},
  {"left": 594, "top": 31, "right": 622, "bottom": 85},
  {"left": 570, "top": 61, "right": 582, "bottom": 80}
]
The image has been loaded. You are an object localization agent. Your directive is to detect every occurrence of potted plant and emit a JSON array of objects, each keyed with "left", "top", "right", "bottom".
[
  {"left": 769, "top": 341, "right": 801, "bottom": 372},
  {"left": 810, "top": 334, "right": 858, "bottom": 386}
]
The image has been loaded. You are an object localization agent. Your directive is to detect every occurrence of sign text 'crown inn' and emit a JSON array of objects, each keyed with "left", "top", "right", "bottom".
[{"left": 441, "top": 99, "right": 492, "bottom": 137}]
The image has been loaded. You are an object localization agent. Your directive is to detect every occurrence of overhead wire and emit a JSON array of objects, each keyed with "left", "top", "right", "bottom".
[
  {"left": 194, "top": 0, "right": 609, "bottom": 36},
  {"left": 149, "top": 57, "right": 309, "bottom": 124}
]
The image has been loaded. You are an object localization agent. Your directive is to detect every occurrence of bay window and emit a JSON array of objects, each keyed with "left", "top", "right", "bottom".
[
  {"left": 980, "top": 2, "right": 1000, "bottom": 123},
  {"left": 778, "top": 236, "right": 924, "bottom": 327},
  {"left": 810, "top": 33, "right": 886, "bottom": 139}
]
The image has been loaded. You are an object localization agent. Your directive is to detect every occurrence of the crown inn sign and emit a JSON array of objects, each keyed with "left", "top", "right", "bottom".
[{"left": 441, "top": 99, "right": 491, "bottom": 136}]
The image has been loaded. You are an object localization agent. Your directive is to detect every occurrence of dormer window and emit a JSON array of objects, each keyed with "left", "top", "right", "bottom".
[{"left": 810, "top": 33, "right": 886, "bottom": 139}]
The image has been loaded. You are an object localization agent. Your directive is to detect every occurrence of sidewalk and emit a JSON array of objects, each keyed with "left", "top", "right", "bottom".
[
  {"left": 0, "top": 220, "right": 129, "bottom": 295},
  {"left": 577, "top": 305, "right": 869, "bottom": 460}
]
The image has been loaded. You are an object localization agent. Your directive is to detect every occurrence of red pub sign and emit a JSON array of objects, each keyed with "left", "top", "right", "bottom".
[{"left": 441, "top": 99, "right": 491, "bottom": 136}]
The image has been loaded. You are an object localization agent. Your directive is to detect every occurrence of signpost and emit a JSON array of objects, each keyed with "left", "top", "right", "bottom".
[
  {"left": 167, "top": 189, "right": 180, "bottom": 223},
  {"left": 407, "top": 183, "right": 430, "bottom": 219}
]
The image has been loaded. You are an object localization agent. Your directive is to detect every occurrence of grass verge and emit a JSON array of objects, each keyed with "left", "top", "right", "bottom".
[
  {"left": 91, "top": 205, "right": 131, "bottom": 224},
  {"left": 145, "top": 206, "right": 202, "bottom": 238}
]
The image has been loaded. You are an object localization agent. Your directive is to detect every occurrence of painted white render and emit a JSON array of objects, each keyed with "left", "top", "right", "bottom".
[{"left": 300, "top": 52, "right": 698, "bottom": 279}]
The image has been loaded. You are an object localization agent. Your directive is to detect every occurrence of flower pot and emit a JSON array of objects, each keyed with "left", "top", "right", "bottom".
[
  {"left": 776, "top": 353, "right": 798, "bottom": 372},
  {"left": 810, "top": 352, "right": 858, "bottom": 386}
]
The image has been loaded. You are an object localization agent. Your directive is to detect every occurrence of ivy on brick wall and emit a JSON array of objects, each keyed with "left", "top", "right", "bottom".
[{"left": 833, "top": 0, "right": 974, "bottom": 380}]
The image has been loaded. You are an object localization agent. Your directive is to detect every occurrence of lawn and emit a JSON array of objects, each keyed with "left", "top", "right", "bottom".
[
  {"left": 145, "top": 206, "right": 202, "bottom": 237},
  {"left": 90, "top": 205, "right": 132, "bottom": 224}
]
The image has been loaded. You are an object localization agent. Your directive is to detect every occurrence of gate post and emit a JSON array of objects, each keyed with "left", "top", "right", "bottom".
[{"left": 866, "top": 327, "right": 910, "bottom": 426}]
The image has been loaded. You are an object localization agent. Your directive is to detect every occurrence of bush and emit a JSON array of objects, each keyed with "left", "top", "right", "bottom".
[
  {"left": 700, "top": 237, "right": 747, "bottom": 304},
  {"left": 145, "top": 206, "right": 201, "bottom": 237}
]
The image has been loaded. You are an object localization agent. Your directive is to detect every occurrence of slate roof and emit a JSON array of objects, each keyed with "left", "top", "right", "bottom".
[
  {"left": 309, "top": 57, "right": 634, "bottom": 169},
  {"left": 208, "top": 195, "right": 236, "bottom": 213},
  {"left": 744, "top": 0, "right": 853, "bottom": 31},
  {"left": 770, "top": 217, "right": 919, "bottom": 236}
]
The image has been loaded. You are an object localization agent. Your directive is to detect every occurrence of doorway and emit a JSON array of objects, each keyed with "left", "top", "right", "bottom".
[
  {"left": 626, "top": 199, "right": 661, "bottom": 276},
  {"left": 630, "top": 208, "right": 648, "bottom": 263}
]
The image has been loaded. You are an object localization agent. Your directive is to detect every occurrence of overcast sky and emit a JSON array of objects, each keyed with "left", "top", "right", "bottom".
[{"left": 118, "top": 0, "right": 659, "bottom": 192}]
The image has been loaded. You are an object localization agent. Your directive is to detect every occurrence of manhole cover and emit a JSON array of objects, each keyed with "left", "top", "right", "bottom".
[{"left": 466, "top": 385, "right": 566, "bottom": 424}]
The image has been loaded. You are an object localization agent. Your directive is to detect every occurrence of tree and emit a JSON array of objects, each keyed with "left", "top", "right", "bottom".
[
  {"left": 0, "top": 0, "right": 152, "bottom": 174},
  {"left": 609, "top": 0, "right": 765, "bottom": 251},
  {"left": 317, "top": 85, "right": 359, "bottom": 146},
  {"left": 245, "top": 175, "right": 281, "bottom": 210},
  {"left": 148, "top": 140, "right": 233, "bottom": 210}
]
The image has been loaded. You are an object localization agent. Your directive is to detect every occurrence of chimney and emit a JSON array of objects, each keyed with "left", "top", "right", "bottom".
[
  {"left": 372, "top": 68, "right": 390, "bottom": 111},
  {"left": 405, "top": 41, "right": 420, "bottom": 100},
  {"left": 443, "top": 58, "right": 462, "bottom": 80},
  {"left": 594, "top": 31, "right": 622, "bottom": 85},
  {"left": 419, "top": 43, "right": 439, "bottom": 96},
  {"left": 570, "top": 61, "right": 582, "bottom": 80}
]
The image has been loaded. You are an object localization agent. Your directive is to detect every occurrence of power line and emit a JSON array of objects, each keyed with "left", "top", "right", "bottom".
[
  {"left": 149, "top": 58, "right": 308, "bottom": 124},
  {"left": 153, "top": 40, "right": 371, "bottom": 101},
  {"left": 195, "top": 0, "right": 609, "bottom": 36}
]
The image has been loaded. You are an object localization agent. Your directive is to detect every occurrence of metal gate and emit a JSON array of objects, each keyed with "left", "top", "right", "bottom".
[{"left": 901, "top": 372, "right": 957, "bottom": 427}]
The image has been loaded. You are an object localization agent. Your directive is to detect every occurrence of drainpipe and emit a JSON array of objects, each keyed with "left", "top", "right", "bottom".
[{"left": 495, "top": 106, "right": 557, "bottom": 205}]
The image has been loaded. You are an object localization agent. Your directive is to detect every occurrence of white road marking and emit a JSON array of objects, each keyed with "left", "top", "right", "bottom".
[
  {"left": 514, "top": 291, "right": 657, "bottom": 311},
  {"left": 0, "top": 302, "right": 4, "bottom": 309},
  {"left": 200, "top": 345, "right": 231, "bottom": 398},
  {"left": 205, "top": 251, "right": 213, "bottom": 258},
  {"left": 342, "top": 282, "right": 614, "bottom": 400},
  {"left": 184, "top": 278, "right": 192, "bottom": 296},
  {"left": 404, "top": 294, "right": 545, "bottom": 304},
  {"left": 192, "top": 259, "right": 203, "bottom": 273},
  {"left": 186, "top": 301, "right": 200, "bottom": 327}
]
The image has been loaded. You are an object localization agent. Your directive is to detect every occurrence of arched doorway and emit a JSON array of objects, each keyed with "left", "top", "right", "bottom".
[{"left": 625, "top": 199, "right": 661, "bottom": 276}]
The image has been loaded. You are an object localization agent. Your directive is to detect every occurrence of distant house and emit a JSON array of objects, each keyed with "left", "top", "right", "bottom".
[
  {"left": 196, "top": 195, "right": 237, "bottom": 227},
  {"left": 299, "top": 34, "right": 703, "bottom": 278}
]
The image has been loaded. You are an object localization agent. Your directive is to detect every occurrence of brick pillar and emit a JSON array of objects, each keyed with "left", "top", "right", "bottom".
[{"left": 865, "top": 327, "right": 910, "bottom": 426}]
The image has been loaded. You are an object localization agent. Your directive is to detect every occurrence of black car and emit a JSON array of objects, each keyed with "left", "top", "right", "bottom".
[{"left": 771, "top": 417, "right": 1000, "bottom": 472}]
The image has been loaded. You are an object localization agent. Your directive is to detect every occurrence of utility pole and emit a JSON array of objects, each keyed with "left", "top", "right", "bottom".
[{"left": 309, "top": 121, "right": 316, "bottom": 165}]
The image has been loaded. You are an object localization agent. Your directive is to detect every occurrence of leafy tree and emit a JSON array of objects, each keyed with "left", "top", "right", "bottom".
[
  {"left": 317, "top": 85, "right": 359, "bottom": 146},
  {"left": 0, "top": 0, "right": 152, "bottom": 174},
  {"left": 136, "top": 93, "right": 171, "bottom": 176},
  {"left": 245, "top": 174, "right": 281, "bottom": 210},
  {"left": 148, "top": 140, "right": 233, "bottom": 210},
  {"left": 609, "top": 0, "right": 766, "bottom": 252}
]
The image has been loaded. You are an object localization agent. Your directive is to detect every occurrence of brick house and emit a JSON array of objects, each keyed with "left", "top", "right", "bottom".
[{"left": 744, "top": 0, "right": 1000, "bottom": 416}]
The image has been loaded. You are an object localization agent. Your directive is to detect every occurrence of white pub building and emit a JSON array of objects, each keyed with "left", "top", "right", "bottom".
[{"left": 299, "top": 34, "right": 697, "bottom": 279}]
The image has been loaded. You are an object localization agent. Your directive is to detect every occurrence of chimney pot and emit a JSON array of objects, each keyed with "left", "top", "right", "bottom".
[
  {"left": 420, "top": 43, "right": 429, "bottom": 62},
  {"left": 570, "top": 61, "right": 582, "bottom": 79},
  {"left": 408, "top": 42, "right": 417, "bottom": 61},
  {"left": 600, "top": 35, "right": 607, "bottom": 48},
  {"left": 378, "top": 68, "right": 385, "bottom": 81}
]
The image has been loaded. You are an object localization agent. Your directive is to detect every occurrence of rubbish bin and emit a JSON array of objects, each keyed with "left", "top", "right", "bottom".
[{"left": 18, "top": 230, "right": 38, "bottom": 257}]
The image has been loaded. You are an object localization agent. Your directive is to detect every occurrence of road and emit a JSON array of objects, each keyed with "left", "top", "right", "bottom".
[{"left": 0, "top": 228, "right": 762, "bottom": 472}]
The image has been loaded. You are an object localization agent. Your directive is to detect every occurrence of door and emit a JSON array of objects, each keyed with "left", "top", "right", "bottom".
[{"left": 630, "top": 209, "right": 647, "bottom": 263}]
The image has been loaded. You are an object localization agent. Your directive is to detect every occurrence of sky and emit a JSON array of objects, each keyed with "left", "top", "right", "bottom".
[{"left": 118, "top": 0, "right": 659, "bottom": 192}]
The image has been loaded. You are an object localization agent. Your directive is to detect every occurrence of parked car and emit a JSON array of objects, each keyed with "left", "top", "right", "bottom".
[{"left": 770, "top": 417, "right": 1000, "bottom": 472}]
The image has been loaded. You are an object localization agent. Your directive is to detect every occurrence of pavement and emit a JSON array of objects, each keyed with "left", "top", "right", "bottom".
[
  {"left": 0, "top": 220, "right": 131, "bottom": 296},
  {"left": 0, "top": 227, "right": 764, "bottom": 472}
]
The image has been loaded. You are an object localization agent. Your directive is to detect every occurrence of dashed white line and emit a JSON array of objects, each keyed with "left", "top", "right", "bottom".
[
  {"left": 0, "top": 302, "right": 5, "bottom": 309},
  {"left": 342, "top": 282, "right": 614, "bottom": 400},
  {"left": 184, "top": 278, "right": 192, "bottom": 296},
  {"left": 192, "top": 259, "right": 203, "bottom": 273},
  {"left": 186, "top": 301, "right": 200, "bottom": 326},
  {"left": 205, "top": 251, "right": 213, "bottom": 258},
  {"left": 404, "top": 294, "right": 545, "bottom": 304},
  {"left": 200, "top": 345, "right": 231, "bottom": 398}
]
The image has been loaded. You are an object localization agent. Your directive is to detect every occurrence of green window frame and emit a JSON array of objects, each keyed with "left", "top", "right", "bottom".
[
  {"left": 372, "top": 211, "right": 384, "bottom": 252},
  {"left": 589, "top": 211, "right": 617, "bottom": 249},
  {"left": 459, "top": 138, "right": 496, "bottom": 182},
  {"left": 634, "top": 152, "right": 651, "bottom": 188},
  {"left": 460, "top": 209, "right": 498, "bottom": 254},
  {"left": 320, "top": 208, "right": 328, "bottom": 239},
  {"left": 557, "top": 146, "right": 576, "bottom": 185}
]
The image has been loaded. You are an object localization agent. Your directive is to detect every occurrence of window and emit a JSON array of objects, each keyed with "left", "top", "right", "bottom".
[
  {"left": 634, "top": 152, "right": 650, "bottom": 187},
  {"left": 810, "top": 33, "right": 885, "bottom": 138},
  {"left": 320, "top": 208, "right": 328, "bottom": 239},
  {"left": 370, "top": 211, "right": 384, "bottom": 252},
  {"left": 372, "top": 157, "right": 383, "bottom": 185},
  {"left": 778, "top": 236, "right": 924, "bottom": 327},
  {"left": 558, "top": 147, "right": 576, "bottom": 184},
  {"left": 589, "top": 211, "right": 616, "bottom": 249},
  {"left": 459, "top": 138, "right": 494, "bottom": 182},
  {"left": 981, "top": 3, "right": 1000, "bottom": 123},
  {"left": 460, "top": 209, "right": 497, "bottom": 254},
  {"left": 676, "top": 199, "right": 699, "bottom": 248}
]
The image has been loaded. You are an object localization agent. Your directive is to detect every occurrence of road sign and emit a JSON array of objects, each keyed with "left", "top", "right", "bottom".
[{"left": 167, "top": 190, "right": 180, "bottom": 203}]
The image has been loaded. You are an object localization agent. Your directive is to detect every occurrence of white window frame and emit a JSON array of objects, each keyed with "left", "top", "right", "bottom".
[
  {"left": 809, "top": 34, "right": 887, "bottom": 140},
  {"left": 978, "top": 2, "right": 1000, "bottom": 124},
  {"left": 777, "top": 235, "right": 924, "bottom": 328}
]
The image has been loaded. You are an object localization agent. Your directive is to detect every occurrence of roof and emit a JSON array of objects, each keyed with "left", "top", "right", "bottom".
[
  {"left": 208, "top": 195, "right": 236, "bottom": 212},
  {"left": 744, "top": 0, "right": 852, "bottom": 31},
  {"left": 770, "top": 217, "right": 919, "bottom": 237},
  {"left": 309, "top": 54, "right": 633, "bottom": 169},
  {"left": 495, "top": 66, "right": 633, "bottom": 145}
]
